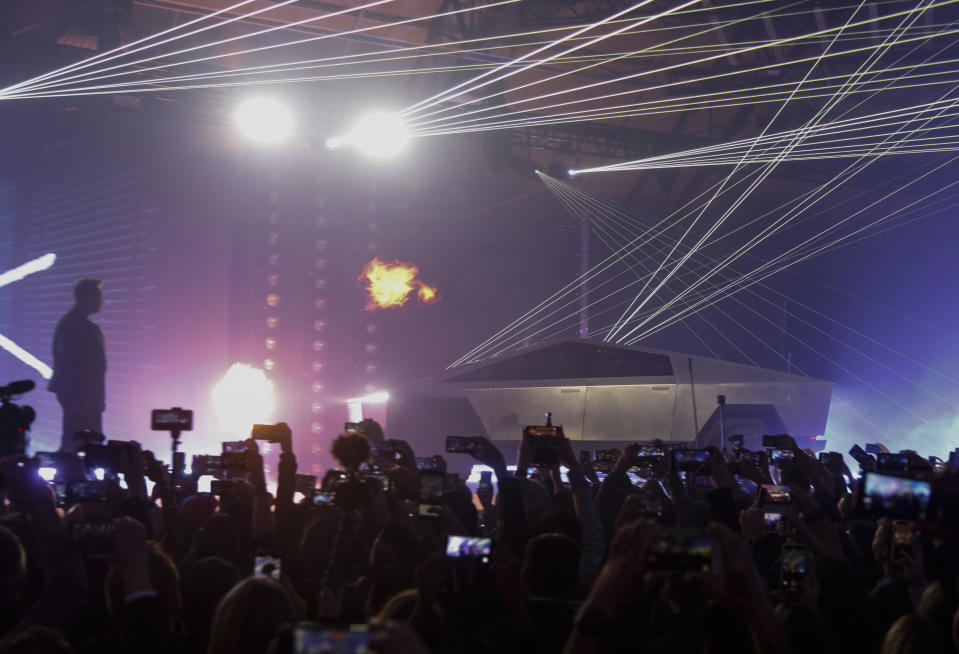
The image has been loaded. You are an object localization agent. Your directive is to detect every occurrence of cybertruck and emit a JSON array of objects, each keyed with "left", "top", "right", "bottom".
[{"left": 386, "top": 339, "right": 832, "bottom": 461}]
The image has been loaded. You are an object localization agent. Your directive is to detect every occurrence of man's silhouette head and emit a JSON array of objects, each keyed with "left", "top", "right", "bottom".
[{"left": 74, "top": 278, "right": 103, "bottom": 316}]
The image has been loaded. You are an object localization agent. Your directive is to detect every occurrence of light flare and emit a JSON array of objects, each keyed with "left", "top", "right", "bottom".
[
  {"left": 359, "top": 257, "right": 440, "bottom": 311},
  {"left": 212, "top": 363, "right": 276, "bottom": 436},
  {"left": 235, "top": 97, "right": 294, "bottom": 144},
  {"left": 327, "top": 111, "right": 410, "bottom": 158}
]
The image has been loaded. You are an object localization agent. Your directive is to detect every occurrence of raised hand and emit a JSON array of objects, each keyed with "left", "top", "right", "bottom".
[
  {"left": 471, "top": 436, "right": 507, "bottom": 478},
  {"left": 612, "top": 443, "right": 641, "bottom": 476}
]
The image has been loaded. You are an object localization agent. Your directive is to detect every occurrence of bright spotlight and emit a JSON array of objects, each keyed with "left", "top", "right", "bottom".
[
  {"left": 359, "top": 390, "right": 390, "bottom": 404},
  {"left": 212, "top": 363, "right": 276, "bottom": 436},
  {"left": 327, "top": 111, "right": 409, "bottom": 159},
  {"left": 38, "top": 467, "right": 56, "bottom": 482},
  {"left": 235, "top": 97, "right": 294, "bottom": 144},
  {"left": 345, "top": 390, "right": 389, "bottom": 423},
  {"left": 94, "top": 467, "right": 106, "bottom": 481},
  {"left": 346, "top": 400, "right": 363, "bottom": 424},
  {"left": 568, "top": 169, "right": 579, "bottom": 177}
]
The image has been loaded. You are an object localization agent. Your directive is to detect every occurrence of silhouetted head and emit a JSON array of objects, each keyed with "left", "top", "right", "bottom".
[
  {"left": 106, "top": 541, "right": 181, "bottom": 632},
  {"left": 881, "top": 614, "right": 950, "bottom": 654},
  {"left": 207, "top": 578, "right": 298, "bottom": 654},
  {"left": 73, "top": 278, "right": 102, "bottom": 316},
  {"left": 0, "top": 525, "right": 27, "bottom": 632},
  {"left": 522, "top": 533, "right": 580, "bottom": 600},
  {"left": 181, "top": 556, "right": 241, "bottom": 634},
  {"left": 532, "top": 508, "right": 582, "bottom": 545},
  {"left": 1, "top": 625, "right": 74, "bottom": 654}
]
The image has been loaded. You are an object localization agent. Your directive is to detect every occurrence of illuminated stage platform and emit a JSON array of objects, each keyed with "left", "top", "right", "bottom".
[{"left": 387, "top": 339, "right": 832, "bottom": 455}]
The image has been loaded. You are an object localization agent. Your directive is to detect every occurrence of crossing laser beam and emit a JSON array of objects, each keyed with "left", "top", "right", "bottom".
[{"left": 0, "top": 253, "right": 57, "bottom": 379}]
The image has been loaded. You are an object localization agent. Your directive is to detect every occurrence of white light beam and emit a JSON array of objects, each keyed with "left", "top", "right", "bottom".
[
  {"left": 0, "top": 253, "right": 56, "bottom": 289},
  {"left": 0, "top": 334, "right": 52, "bottom": 379}
]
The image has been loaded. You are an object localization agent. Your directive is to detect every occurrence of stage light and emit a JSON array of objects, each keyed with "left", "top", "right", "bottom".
[
  {"left": 349, "top": 390, "right": 389, "bottom": 404},
  {"left": 235, "top": 97, "right": 294, "bottom": 144},
  {"left": 38, "top": 467, "right": 56, "bottom": 482},
  {"left": 94, "top": 467, "right": 106, "bottom": 481},
  {"left": 327, "top": 111, "right": 409, "bottom": 158},
  {"left": 345, "top": 389, "right": 389, "bottom": 423},
  {"left": 212, "top": 362, "right": 276, "bottom": 436},
  {"left": 346, "top": 400, "right": 363, "bottom": 423},
  {"left": 466, "top": 464, "right": 518, "bottom": 485}
]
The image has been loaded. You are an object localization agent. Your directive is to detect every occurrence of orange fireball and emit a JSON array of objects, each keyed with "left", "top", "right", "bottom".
[{"left": 359, "top": 257, "right": 440, "bottom": 310}]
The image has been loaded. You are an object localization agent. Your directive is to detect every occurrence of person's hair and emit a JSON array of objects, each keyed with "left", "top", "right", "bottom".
[
  {"left": 442, "top": 492, "right": 480, "bottom": 536},
  {"left": 330, "top": 434, "right": 370, "bottom": 471},
  {"left": 919, "top": 582, "right": 958, "bottom": 651},
  {"left": 105, "top": 541, "right": 181, "bottom": 631},
  {"left": 0, "top": 526, "right": 27, "bottom": 593},
  {"left": 872, "top": 518, "right": 893, "bottom": 567},
  {"left": 376, "top": 589, "right": 446, "bottom": 653},
  {"left": 181, "top": 556, "right": 241, "bottom": 636},
  {"left": 371, "top": 522, "right": 424, "bottom": 573},
  {"left": 533, "top": 508, "right": 583, "bottom": 544},
  {"left": 881, "top": 614, "right": 950, "bottom": 654},
  {"left": 365, "top": 564, "right": 415, "bottom": 617},
  {"left": 816, "top": 556, "right": 874, "bottom": 651},
  {"left": 191, "top": 512, "right": 239, "bottom": 562},
  {"left": 776, "top": 602, "right": 837, "bottom": 654},
  {"left": 522, "top": 532, "right": 580, "bottom": 599},
  {"left": 73, "top": 278, "right": 101, "bottom": 303},
  {"left": 207, "top": 577, "right": 298, "bottom": 654},
  {"left": 357, "top": 419, "right": 384, "bottom": 443},
  {"left": 377, "top": 588, "right": 419, "bottom": 622},
  {"left": 1, "top": 625, "right": 74, "bottom": 654},
  {"left": 299, "top": 510, "right": 340, "bottom": 583}
]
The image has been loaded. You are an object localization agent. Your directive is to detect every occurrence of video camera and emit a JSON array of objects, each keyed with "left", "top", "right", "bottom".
[{"left": 0, "top": 380, "right": 36, "bottom": 457}]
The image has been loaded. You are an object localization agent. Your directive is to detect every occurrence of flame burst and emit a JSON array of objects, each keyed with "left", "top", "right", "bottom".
[{"left": 359, "top": 257, "right": 440, "bottom": 310}]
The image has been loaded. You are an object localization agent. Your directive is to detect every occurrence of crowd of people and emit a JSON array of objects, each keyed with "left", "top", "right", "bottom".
[{"left": 1, "top": 410, "right": 959, "bottom": 654}]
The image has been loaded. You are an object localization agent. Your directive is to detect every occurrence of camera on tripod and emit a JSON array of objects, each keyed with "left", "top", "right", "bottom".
[{"left": 0, "top": 380, "right": 36, "bottom": 457}]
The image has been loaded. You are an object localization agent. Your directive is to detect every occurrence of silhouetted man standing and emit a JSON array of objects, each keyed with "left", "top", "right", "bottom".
[{"left": 49, "top": 278, "right": 106, "bottom": 451}]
